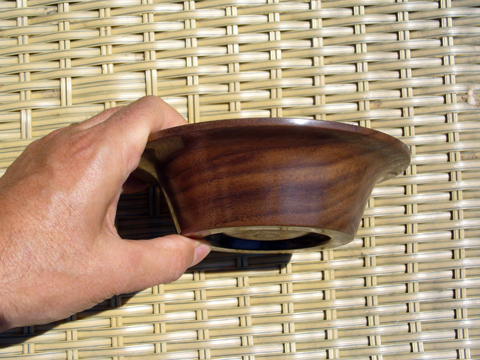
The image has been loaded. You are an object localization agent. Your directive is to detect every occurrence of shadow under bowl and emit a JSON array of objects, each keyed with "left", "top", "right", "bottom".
[{"left": 134, "top": 118, "right": 410, "bottom": 253}]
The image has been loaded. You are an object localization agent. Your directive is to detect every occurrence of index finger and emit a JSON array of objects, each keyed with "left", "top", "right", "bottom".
[{"left": 93, "top": 96, "right": 187, "bottom": 178}]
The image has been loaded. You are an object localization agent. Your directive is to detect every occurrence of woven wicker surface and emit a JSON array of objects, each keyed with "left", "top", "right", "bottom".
[{"left": 1, "top": 0, "right": 480, "bottom": 358}]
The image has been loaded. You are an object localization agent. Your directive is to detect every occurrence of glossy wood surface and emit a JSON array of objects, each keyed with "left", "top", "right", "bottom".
[{"left": 135, "top": 118, "right": 410, "bottom": 253}]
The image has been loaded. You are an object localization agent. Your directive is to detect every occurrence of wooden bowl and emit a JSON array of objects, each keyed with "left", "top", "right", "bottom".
[{"left": 134, "top": 118, "right": 410, "bottom": 253}]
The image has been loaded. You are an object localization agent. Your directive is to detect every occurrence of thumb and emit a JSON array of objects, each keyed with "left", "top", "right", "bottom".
[{"left": 103, "top": 235, "right": 211, "bottom": 294}]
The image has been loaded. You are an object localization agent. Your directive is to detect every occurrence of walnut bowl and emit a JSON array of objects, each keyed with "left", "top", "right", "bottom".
[{"left": 134, "top": 118, "right": 410, "bottom": 253}]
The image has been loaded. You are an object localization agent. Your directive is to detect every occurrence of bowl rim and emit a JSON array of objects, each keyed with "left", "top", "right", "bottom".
[{"left": 146, "top": 117, "right": 411, "bottom": 181}]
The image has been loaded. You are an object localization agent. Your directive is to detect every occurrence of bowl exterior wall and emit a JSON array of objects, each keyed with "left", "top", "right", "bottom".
[{"left": 149, "top": 124, "right": 393, "bottom": 239}]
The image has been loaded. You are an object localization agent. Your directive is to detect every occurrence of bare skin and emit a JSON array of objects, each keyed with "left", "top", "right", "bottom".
[{"left": 0, "top": 96, "right": 211, "bottom": 332}]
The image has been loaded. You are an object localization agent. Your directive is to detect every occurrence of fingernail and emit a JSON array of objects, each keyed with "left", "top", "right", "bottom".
[{"left": 191, "top": 242, "right": 211, "bottom": 267}]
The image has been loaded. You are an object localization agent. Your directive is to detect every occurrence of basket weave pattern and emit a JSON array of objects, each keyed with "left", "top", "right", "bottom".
[{"left": 1, "top": 0, "right": 480, "bottom": 359}]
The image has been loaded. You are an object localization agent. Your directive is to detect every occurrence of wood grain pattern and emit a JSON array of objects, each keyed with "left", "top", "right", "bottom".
[{"left": 135, "top": 118, "right": 410, "bottom": 253}]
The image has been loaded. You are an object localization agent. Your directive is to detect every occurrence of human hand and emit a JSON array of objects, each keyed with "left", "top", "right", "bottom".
[{"left": 0, "top": 96, "right": 211, "bottom": 331}]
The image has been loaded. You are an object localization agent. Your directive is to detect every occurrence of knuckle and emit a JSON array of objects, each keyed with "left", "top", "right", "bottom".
[
  {"left": 142, "top": 94, "right": 161, "bottom": 104},
  {"left": 35, "top": 127, "right": 70, "bottom": 150},
  {"left": 35, "top": 127, "right": 106, "bottom": 183},
  {"left": 67, "top": 130, "right": 98, "bottom": 157},
  {"left": 138, "top": 95, "right": 164, "bottom": 110},
  {"left": 59, "top": 128, "right": 106, "bottom": 166}
]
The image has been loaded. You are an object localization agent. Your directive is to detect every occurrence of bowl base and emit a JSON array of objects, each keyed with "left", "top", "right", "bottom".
[
  {"left": 194, "top": 226, "right": 352, "bottom": 253},
  {"left": 223, "top": 227, "right": 310, "bottom": 241},
  {"left": 206, "top": 232, "right": 330, "bottom": 253}
]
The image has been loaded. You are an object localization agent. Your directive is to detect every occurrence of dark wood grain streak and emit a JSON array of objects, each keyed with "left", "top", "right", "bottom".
[{"left": 135, "top": 118, "right": 410, "bottom": 253}]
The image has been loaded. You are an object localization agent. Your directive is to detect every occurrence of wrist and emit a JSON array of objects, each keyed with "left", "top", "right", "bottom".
[
  {"left": 0, "top": 312, "right": 13, "bottom": 333},
  {"left": 0, "top": 279, "right": 16, "bottom": 332},
  {"left": 0, "top": 226, "right": 19, "bottom": 332}
]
